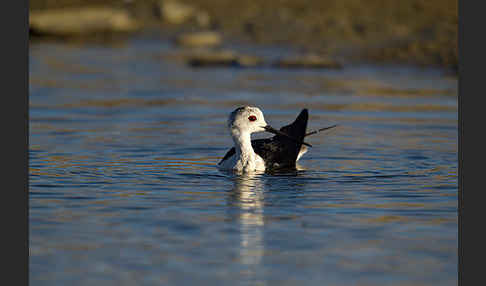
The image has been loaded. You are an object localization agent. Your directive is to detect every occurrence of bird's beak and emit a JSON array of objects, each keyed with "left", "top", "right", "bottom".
[{"left": 263, "top": 125, "right": 312, "bottom": 147}]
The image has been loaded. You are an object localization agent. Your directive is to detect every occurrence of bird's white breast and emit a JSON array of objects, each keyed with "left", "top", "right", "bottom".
[{"left": 218, "top": 153, "right": 266, "bottom": 172}]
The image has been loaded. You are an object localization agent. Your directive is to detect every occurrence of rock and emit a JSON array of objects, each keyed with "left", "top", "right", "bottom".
[
  {"left": 29, "top": 7, "right": 140, "bottom": 37},
  {"left": 175, "top": 31, "right": 222, "bottom": 47},
  {"left": 159, "top": 0, "right": 211, "bottom": 27},
  {"left": 186, "top": 50, "right": 264, "bottom": 68},
  {"left": 159, "top": 0, "right": 195, "bottom": 24},
  {"left": 236, "top": 54, "right": 263, "bottom": 67},
  {"left": 273, "top": 54, "right": 343, "bottom": 69}
]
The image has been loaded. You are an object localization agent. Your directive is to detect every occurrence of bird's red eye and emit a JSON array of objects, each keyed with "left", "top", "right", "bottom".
[{"left": 248, "top": 115, "right": 257, "bottom": 122}]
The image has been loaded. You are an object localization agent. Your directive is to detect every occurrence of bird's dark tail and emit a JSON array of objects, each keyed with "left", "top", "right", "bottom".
[
  {"left": 277, "top": 109, "right": 309, "bottom": 162},
  {"left": 280, "top": 109, "right": 308, "bottom": 142}
]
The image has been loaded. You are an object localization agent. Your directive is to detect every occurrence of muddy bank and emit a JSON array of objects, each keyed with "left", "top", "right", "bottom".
[{"left": 29, "top": 0, "right": 457, "bottom": 73}]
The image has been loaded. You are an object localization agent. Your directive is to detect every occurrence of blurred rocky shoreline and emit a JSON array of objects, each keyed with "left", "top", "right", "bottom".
[{"left": 29, "top": 0, "right": 457, "bottom": 74}]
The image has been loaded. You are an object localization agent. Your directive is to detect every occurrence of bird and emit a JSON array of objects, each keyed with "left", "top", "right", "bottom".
[{"left": 218, "top": 106, "right": 337, "bottom": 172}]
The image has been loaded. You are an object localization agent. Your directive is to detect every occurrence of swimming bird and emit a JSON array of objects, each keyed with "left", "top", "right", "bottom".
[{"left": 218, "top": 106, "right": 337, "bottom": 172}]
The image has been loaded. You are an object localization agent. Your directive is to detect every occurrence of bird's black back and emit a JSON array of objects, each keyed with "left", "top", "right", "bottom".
[{"left": 219, "top": 109, "right": 309, "bottom": 170}]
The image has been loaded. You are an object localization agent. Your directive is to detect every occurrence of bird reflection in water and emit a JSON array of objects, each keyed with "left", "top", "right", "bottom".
[{"left": 228, "top": 171, "right": 266, "bottom": 285}]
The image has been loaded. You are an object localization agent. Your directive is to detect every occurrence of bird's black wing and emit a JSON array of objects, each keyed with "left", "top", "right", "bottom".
[{"left": 219, "top": 147, "right": 236, "bottom": 165}]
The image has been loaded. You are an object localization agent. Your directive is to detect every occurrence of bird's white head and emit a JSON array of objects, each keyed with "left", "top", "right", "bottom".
[{"left": 228, "top": 106, "right": 268, "bottom": 135}]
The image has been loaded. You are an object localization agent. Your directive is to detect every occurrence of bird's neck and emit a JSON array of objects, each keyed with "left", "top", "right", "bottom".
[{"left": 231, "top": 128, "right": 255, "bottom": 159}]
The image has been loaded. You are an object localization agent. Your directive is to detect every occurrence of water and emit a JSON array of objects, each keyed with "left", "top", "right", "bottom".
[{"left": 29, "top": 35, "right": 458, "bottom": 285}]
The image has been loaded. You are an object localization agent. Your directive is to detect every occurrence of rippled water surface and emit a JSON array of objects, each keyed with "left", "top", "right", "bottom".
[{"left": 30, "top": 36, "right": 458, "bottom": 285}]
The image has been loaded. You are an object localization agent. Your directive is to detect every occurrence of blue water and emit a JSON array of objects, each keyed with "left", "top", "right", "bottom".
[{"left": 29, "top": 35, "right": 457, "bottom": 285}]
